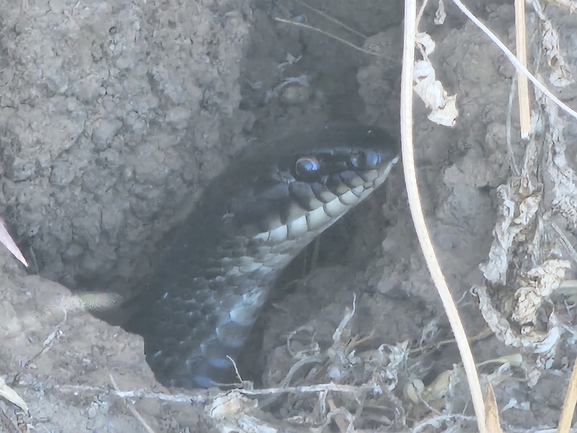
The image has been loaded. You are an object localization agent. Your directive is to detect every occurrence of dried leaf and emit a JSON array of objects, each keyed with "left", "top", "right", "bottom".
[
  {"left": 416, "top": 33, "right": 435, "bottom": 55},
  {"left": 424, "top": 370, "right": 454, "bottom": 401},
  {"left": 540, "top": 87, "right": 577, "bottom": 228},
  {"left": 332, "top": 294, "right": 355, "bottom": 344},
  {"left": 413, "top": 58, "right": 458, "bottom": 127},
  {"left": 0, "top": 218, "right": 28, "bottom": 267},
  {"left": 478, "top": 353, "right": 523, "bottom": 368},
  {"left": 403, "top": 378, "right": 424, "bottom": 403},
  {"left": 434, "top": 0, "right": 446, "bottom": 25},
  {"left": 479, "top": 179, "right": 542, "bottom": 285},
  {"left": 532, "top": 0, "right": 573, "bottom": 87},
  {"left": 208, "top": 391, "right": 254, "bottom": 420},
  {"left": 513, "top": 260, "right": 571, "bottom": 325},
  {"left": 0, "top": 377, "right": 28, "bottom": 413},
  {"left": 472, "top": 285, "right": 562, "bottom": 355}
]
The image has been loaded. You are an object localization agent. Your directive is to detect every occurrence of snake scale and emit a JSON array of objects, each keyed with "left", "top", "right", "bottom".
[{"left": 125, "top": 124, "right": 399, "bottom": 388}]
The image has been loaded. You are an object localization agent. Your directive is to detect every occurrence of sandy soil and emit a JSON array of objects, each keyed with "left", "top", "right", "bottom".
[{"left": 1, "top": 0, "right": 577, "bottom": 432}]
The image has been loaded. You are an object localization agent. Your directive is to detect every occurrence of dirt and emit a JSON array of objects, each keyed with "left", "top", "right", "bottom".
[{"left": 1, "top": 0, "right": 577, "bottom": 432}]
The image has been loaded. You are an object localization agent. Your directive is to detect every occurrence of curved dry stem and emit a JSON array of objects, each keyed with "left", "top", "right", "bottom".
[{"left": 400, "top": 0, "right": 487, "bottom": 431}]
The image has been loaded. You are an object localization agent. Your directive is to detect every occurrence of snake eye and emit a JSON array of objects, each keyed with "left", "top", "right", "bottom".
[
  {"left": 295, "top": 156, "right": 320, "bottom": 178},
  {"left": 350, "top": 150, "right": 380, "bottom": 169}
]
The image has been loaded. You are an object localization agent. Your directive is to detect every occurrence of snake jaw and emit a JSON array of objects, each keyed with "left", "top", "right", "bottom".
[{"left": 253, "top": 151, "right": 399, "bottom": 246}]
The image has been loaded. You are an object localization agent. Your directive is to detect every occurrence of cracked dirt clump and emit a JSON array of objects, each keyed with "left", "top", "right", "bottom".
[{"left": 0, "top": 0, "right": 252, "bottom": 293}]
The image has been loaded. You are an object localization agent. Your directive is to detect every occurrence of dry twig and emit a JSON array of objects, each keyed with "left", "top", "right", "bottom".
[
  {"left": 60, "top": 382, "right": 375, "bottom": 400},
  {"left": 485, "top": 382, "right": 504, "bottom": 432},
  {"left": 292, "top": 0, "right": 367, "bottom": 38},
  {"left": 514, "top": 0, "right": 531, "bottom": 138},
  {"left": 109, "top": 375, "right": 156, "bottom": 433},
  {"left": 401, "top": 0, "right": 487, "bottom": 431},
  {"left": 506, "top": 76, "right": 521, "bottom": 176},
  {"left": 557, "top": 357, "right": 577, "bottom": 433},
  {"left": 274, "top": 17, "right": 388, "bottom": 58}
]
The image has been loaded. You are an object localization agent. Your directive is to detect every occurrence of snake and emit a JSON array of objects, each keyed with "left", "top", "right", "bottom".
[{"left": 124, "top": 123, "right": 399, "bottom": 388}]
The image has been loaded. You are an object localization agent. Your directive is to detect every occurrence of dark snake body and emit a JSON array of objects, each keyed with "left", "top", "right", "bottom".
[{"left": 125, "top": 124, "right": 399, "bottom": 388}]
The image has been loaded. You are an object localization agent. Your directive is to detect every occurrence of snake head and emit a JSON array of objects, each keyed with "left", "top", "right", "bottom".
[{"left": 221, "top": 124, "right": 400, "bottom": 247}]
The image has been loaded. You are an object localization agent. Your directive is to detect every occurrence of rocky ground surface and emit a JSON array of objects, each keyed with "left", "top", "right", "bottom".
[{"left": 1, "top": 0, "right": 577, "bottom": 431}]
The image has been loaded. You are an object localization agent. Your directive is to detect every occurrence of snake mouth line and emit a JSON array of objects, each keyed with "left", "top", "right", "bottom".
[{"left": 253, "top": 154, "right": 399, "bottom": 246}]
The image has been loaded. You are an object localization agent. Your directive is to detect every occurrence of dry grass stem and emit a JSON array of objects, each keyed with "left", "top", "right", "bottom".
[
  {"left": 274, "top": 17, "right": 388, "bottom": 57},
  {"left": 293, "top": 0, "right": 367, "bottom": 38},
  {"left": 452, "top": 0, "right": 577, "bottom": 120},
  {"left": 506, "top": 76, "right": 521, "bottom": 175},
  {"left": 552, "top": 222, "right": 577, "bottom": 265},
  {"left": 412, "top": 414, "right": 478, "bottom": 433},
  {"left": 0, "top": 408, "right": 20, "bottom": 433},
  {"left": 401, "top": 0, "right": 487, "bottom": 431},
  {"left": 415, "top": 0, "right": 431, "bottom": 28},
  {"left": 409, "top": 327, "right": 493, "bottom": 355},
  {"left": 514, "top": 0, "right": 531, "bottom": 139},
  {"left": 485, "top": 382, "right": 504, "bottom": 432},
  {"left": 59, "top": 384, "right": 209, "bottom": 403},
  {"left": 61, "top": 382, "right": 375, "bottom": 401},
  {"left": 557, "top": 356, "right": 577, "bottom": 433},
  {"left": 109, "top": 375, "right": 156, "bottom": 433},
  {"left": 327, "top": 398, "right": 349, "bottom": 433}
]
